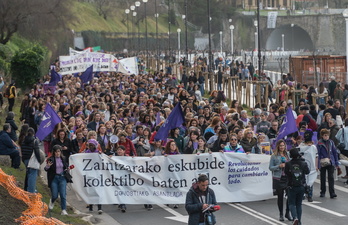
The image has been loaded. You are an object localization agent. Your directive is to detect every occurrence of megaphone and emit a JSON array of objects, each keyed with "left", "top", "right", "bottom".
[{"left": 110, "top": 135, "right": 119, "bottom": 144}]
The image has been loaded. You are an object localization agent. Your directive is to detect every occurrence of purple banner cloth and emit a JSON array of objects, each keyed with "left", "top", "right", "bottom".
[
  {"left": 36, "top": 103, "right": 62, "bottom": 141},
  {"left": 154, "top": 103, "right": 185, "bottom": 141},
  {"left": 276, "top": 107, "right": 298, "bottom": 143}
]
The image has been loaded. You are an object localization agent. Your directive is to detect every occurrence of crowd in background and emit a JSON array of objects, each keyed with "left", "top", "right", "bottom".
[{"left": 0, "top": 58, "right": 347, "bottom": 222}]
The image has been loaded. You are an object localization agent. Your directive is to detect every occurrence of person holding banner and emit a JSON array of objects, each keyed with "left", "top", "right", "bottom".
[
  {"left": 185, "top": 174, "right": 218, "bottom": 225},
  {"left": 82, "top": 139, "right": 103, "bottom": 214},
  {"left": 269, "top": 140, "right": 292, "bottom": 222}
]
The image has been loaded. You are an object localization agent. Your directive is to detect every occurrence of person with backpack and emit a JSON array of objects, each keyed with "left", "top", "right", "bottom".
[
  {"left": 5, "top": 81, "right": 16, "bottom": 112},
  {"left": 285, "top": 148, "right": 310, "bottom": 225}
]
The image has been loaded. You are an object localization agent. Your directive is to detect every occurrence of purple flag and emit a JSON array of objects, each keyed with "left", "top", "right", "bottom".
[
  {"left": 154, "top": 103, "right": 185, "bottom": 141},
  {"left": 80, "top": 65, "right": 94, "bottom": 83},
  {"left": 36, "top": 103, "right": 62, "bottom": 141},
  {"left": 49, "top": 69, "right": 62, "bottom": 86},
  {"left": 276, "top": 107, "right": 298, "bottom": 143},
  {"left": 156, "top": 112, "right": 161, "bottom": 125}
]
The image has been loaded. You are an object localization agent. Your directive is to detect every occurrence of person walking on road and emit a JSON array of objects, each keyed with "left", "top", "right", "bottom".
[
  {"left": 285, "top": 148, "right": 310, "bottom": 225},
  {"left": 185, "top": 174, "right": 219, "bottom": 225}
]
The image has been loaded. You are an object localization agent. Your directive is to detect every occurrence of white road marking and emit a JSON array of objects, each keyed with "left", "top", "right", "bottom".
[
  {"left": 228, "top": 203, "right": 287, "bottom": 225},
  {"left": 302, "top": 202, "right": 346, "bottom": 217},
  {"left": 314, "top": 179, "right": 348, "bottom": 193},
  {"left": 158, "top": 204, "right": 188, "bottom": 223}
]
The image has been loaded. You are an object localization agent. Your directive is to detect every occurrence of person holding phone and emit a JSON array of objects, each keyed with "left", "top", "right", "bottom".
[{"left": 44, "top": 145, "right": 69, "bottom": 215}]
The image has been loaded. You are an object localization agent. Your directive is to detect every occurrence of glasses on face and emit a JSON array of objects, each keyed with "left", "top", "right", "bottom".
[
  {"left": 231, "top": 138, "right": 237, "bottom": 141},
  {"left": 247, "top": 132, "right": 253, "bottom": 134}
]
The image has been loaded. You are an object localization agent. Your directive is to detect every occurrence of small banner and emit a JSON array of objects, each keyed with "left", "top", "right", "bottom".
[
  {"left": 69, "top": 153, "right": 273, "bottom": 204},
  {"left": 267, "top": 11, "right": 278, "bottom": 29}
]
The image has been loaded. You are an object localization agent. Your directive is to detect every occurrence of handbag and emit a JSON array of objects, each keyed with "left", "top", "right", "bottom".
[
  {"left": 320, "top": 158, "right": 331, "bottom": 167},
  {"left": 27, "top": 152, "right": 40, "bottom": 170},
  {"left": 64, "top": 170, "right": 73, "bottom": 183},
  {"left": 27, "top": 139, "right": 45, "bottom": 170}
]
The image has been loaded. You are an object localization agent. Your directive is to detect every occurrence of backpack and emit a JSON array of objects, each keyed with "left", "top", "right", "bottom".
[
  {"left": 4, "top": 86, "right": 10, "bottom": 98},
  {"left": 289, "top": 161, "right": 304, "bottom": 187},
  {"left": 304, "top": 114, "right": 318, "bottom": 131}
]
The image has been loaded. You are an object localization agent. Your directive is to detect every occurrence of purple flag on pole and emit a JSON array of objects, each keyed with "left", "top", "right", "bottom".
[
  {"left": 49, "top": 69, "right": 62, "bottom": 86},
  {"left": 36, "top": 103, "right": 62, "bottom": 141},
  {"left": 276, "top": 107, "right": 298, "bottom": 143},
  {"left": 154, "top": 103, "right": 185, "bottom": 141},
  {"left": 156, "top": 112, "right": 161, "bottom": 125},
  {"left": 80, "top": 65, "right": 94, "bottom": 83}
]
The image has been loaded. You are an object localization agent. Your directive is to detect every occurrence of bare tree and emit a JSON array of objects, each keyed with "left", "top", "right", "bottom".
[
  {"left": 93, "top": 0, "right": 115, "bottom": 20},
  {"left": 0, "top": 0, "right": 70, "bottom": 45}
]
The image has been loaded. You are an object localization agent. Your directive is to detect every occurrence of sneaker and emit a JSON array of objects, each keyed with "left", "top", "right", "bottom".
[
  {"left": 61, "top": 210, "right": 68, "bottom": 215},
  {"left": 48, "top": 199, "right": 54, "bottom": 210},
  {"left": 293, "top": 219, "right": 299, "bottom": 225},
  {"left": 320, "top": 193, "right": 325, "bottom": 197},
  {"left": 308, "top": 196, "right": 313, "bottom": 202},
  {"left": 148, "top": 204, "right": 153, "bottom": 210},
  {"left": 121, "top": 205, "right": 126, "bottom": 213},
  {"left": 98, "top": 210, "right": 103, "bottom": 214},
  {"left": 173, "top": 205, "right": 178, "bottom": 209},
  {"left": 330, "top": 194, "right": 337, "bottom": 199},
  {"left": 144, "top": 204, "right": 148, "bottom": 209}
]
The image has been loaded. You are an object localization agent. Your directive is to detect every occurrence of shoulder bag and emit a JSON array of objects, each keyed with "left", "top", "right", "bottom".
[
  {"left": 337, "top": 128, "right": 345, "bottom": 152},
  {"left": 320, "top": 143, "right": 332, "bottom": 168}
]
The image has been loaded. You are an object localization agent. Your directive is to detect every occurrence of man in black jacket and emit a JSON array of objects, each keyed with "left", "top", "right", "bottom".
[
  {"left": 285, "top": 148, "right": 310, "bottom": 225},
  {"left": 185, "top": 174, "right": 218, "bottom": 225}
]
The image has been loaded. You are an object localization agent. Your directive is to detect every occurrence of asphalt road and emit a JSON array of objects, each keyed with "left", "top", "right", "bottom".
[{"left": 67, "top": 176, "right": 348, "bottom": 225}]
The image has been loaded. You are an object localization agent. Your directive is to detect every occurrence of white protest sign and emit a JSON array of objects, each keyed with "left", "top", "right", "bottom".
[
  {"left": 59, "top": 52, "right": 120, "bottom": 75},
  {"left": 69, "top": 153, "right": 272, "bottom": 204}
]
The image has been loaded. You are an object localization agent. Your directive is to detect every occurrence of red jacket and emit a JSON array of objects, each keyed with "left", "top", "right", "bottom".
[{"left": 119, "top": 138, "right": 137, "bottom": 156}]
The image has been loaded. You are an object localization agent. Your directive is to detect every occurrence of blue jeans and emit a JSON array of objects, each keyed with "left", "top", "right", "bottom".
[
  {"left": 288, "top": 186, "right": 305, "bottom": 222},
  {"left": 200, "top": 84, "right": 204, "bottom": 96},
  {"left": 51, "top": 175, "right": 67, "bottom": 210},
  {"left": 23, "top": 159, "right": 38, "bottom": 193}
]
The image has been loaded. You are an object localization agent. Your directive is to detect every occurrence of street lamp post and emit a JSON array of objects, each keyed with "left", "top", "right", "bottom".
[
  {"left": 219, "top": 31, "right": 223, "bottom": 55},
  {"left": 142, "top": 0, "right": 148, "bottom": 68},
  {"left": 254, "top": 20, "right": 258, "bottom": 50},
  {"left": 342, "top": 9, "right": 348, "bottom": 84},
  {"left": 177, "top": 29, "right": 181, "bottom": 63},
  {"left": 130, "top": 5, "right": 135, "bottom": 52},
  {"left": 184, "top": 0, "right": 188, "bottom": 68},
  {"left": 135, "top": 1, "right": 141, "bottom": 55},
  {"left": 125, "top": 9, "right": 130, "bottom": 51},
  {"left": 257, "top": 0, "right": 262, "bottom": 78},
  {"left": 154, "top": 0, "right": 159, "bottom": 71},
  {"left": 291, "top": 24, "right": 294, "bottom": 51},
  {"left": 282, "top": 34, "right": 285, "bottom": 52},
  {"left": 207, "top": 0, "right": 212, "bottom": 72},
  {"left": 133, "top": 11, "right": 137, "bottom": 53},
  {"left": 229, "top": 25, "right": 234, "bottom": 56}
]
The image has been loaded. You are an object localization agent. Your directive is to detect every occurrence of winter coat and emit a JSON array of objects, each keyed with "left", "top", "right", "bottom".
[
  {"left": 185, "top": 183, "right": 217, "bottom": 225},
  {"left": 20, "top": 135, "right": 40, "bottom": 162},
  {"left": 317, "top": 139, "right": 339, "bottom": 168}
]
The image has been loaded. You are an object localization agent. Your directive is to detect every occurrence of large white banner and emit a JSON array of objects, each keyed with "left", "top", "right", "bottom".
[
  {"left": 267, "top": 11, "right": 278, "bottom": 29},
  {"left": 59, "top": 52, "right": 138, "bottom": 75},
  {"left": 69, "top": 153, "right": 273, "bottom": 204},
  {"left": 59, "top": 52, "right": 114, "bottom": 75}
]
